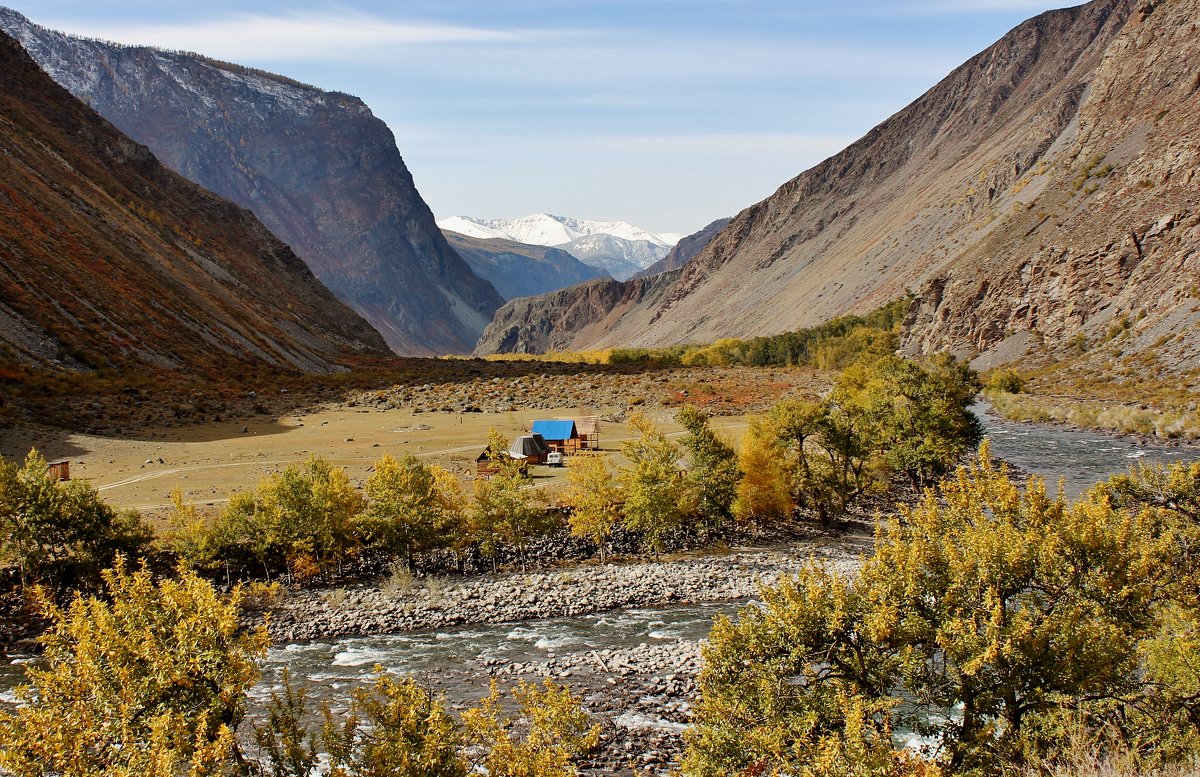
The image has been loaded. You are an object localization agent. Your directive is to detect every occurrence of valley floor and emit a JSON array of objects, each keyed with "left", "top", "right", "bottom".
[{"left": 0, "top": 365, "right": 818, "bottom": 517}]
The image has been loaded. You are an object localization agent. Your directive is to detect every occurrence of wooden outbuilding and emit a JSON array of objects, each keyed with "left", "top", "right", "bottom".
[
  {"left": 571, "top": 416, "right": 600, "bottom": 450},
  {"left": 509, "top": 434, "right": 551, "bottom": 465},
  {"left": 531, "top": 420, "right": 579, "bottom": 453},
  {"left": 475, "top": 450, "right": 503, "bottom": 478},
  {"left": 47, "top": 460, "right": 70, "bottom": 481}
]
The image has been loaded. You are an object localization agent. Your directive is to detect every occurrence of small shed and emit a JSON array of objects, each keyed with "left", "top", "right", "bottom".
[
  {"left": 570, "top": 417, "right": 600, "bottom": 450},
  {"left": 47, "top": 460, "right": 70, "bottom": 481},
  {"left": 532, "top": 420, "right": 579, "bottom": 453},
  {"left": 476, "top": 449, "right": 503, "bottom": 478},
  {"left": 509, "top": 434, "right": 551, "bottom": 465}
]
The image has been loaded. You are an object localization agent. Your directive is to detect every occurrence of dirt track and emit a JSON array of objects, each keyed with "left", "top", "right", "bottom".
[{"left": 0, "top": 366, "right": 818, "bottom": 517}]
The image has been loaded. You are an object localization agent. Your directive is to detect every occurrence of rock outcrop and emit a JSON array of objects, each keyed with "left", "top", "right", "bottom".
[
  {"left": 634, "top": 217, "right": 732, "bottom": 279},
  {"left": 0, "top": 30, "right": 390, "bottom": 378},
  {"left": 903, "top": 0, "right": 1200, "bottom": 372},
  {"left": 443, "top": 231, "right": 609, "bottom": 301},
  {"left": 1, "top": 8, "right": 503, "bottom": 356},
  {"left": 479, "top": 0, "right": 1199, "bottom": 374}
]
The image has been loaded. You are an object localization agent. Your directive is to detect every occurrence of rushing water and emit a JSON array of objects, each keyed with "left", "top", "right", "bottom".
[
  {"left": 971, "top": 401, "right": 1200, "bottom": 499},
  {"left": 249, "top": 603, "right": 732, "bottom": 712},
  {"left": 4, "top": 407, "right": 1200, "bottom": 737}
]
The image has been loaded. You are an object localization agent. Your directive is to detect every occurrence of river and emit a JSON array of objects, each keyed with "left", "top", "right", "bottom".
[{"left": 3, "top": 407, "right": 1200, "bottom": 771}]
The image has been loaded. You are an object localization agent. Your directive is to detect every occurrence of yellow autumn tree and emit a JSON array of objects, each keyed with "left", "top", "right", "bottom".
[
  {"left": 362, "top": 453, "right": 465, "bottom": 566},
  {"left": 732, "top": 417, "right": 793, "bottom": 523},
  {"left": 0, "top": 559, "right": 268, "bottom": 776},
  {"left": 462, "top": 679, "right": 601, "bottom": 777},
  {"left": 685, "top": 445, "right": 1197, "bottom": 776},
  {"left": 562, "top": 454, "right": 622, "bottom": 562}
]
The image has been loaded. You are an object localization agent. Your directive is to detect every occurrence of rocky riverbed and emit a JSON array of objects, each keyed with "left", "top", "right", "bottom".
[
  {"left": 259, "top": 532, "right": 870, "bottom": 774},
  {"left": 264, "top": 533, "right": 868, "bottom": 643}
]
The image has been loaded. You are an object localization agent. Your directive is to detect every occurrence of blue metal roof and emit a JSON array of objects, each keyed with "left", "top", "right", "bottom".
[{"left": 531, "top": 420, "right": 577, "bottom": 440}]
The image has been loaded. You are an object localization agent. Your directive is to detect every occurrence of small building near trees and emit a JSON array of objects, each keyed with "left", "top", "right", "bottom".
[{"left": 531, "top": 420, "right": 580, "bottom": 453}]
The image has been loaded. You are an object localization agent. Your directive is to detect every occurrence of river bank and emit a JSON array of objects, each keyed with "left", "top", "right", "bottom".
[
  {"left": 263, "top": 528, "right": 870, "bottom": 642},
  {"left": 255, "top": 530, "right": 869, "bottom": 775}
]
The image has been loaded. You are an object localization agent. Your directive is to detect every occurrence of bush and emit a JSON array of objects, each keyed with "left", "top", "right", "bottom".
[
  {"left": 684, "top": 450, "right": 1200, "bottom": 775},
  {"left": 0, "top": 560, "right": 268, "bottom": 775},
  {"left": 985, "top": 368, "right": 1023, "bottom": 394},
  {"left": 0, "top": 449, "right": 152, "bottom": 591}
]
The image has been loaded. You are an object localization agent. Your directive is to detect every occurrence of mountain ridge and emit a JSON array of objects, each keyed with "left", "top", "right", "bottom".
[
  {"left": 0, "top": 29, "right": 389, "bottom": 382},
  {"left": 437, "top": 213, "right": 675, "bottom": 280},
  {"left": 1, "top": 7, "right": 503, "bottom": 357},
  {"left": 442, "top": 231, "right": 610, "bottom": 301},
  {"left": 478, "top": 0, "right": 1198, "bottom": 374}
]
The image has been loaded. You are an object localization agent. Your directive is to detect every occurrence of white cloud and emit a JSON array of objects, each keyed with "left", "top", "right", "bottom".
[{"left": 49, "top": 9, "right": 526, "bottom": 61}]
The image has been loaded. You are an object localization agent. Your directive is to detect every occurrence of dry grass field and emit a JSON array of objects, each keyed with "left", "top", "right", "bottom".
[{"left": 0, "top": 365, "right": 818, "bottom": 521}]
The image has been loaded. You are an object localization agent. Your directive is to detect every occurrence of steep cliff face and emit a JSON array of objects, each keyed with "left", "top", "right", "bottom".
[
  {"left": 903, "top": 0, "right": 1200, "bottom": 372},
  {"left": 480, "top": 0, "right": 1193, "bottom": 365},
  {"left": 634, "top": 218, "right": 732, "bottom": 280},
  {"left": 1, "top": 9, "right": 503, "bottom": 356},
  {"left": 443, "top": 231, "right": 609, "bottom": 302},
  {"left": 0, "top": 31, "right": 389, "bottom": 378},
  {"left": 473, "top": 274, "right": 677, "bottom": 355}
]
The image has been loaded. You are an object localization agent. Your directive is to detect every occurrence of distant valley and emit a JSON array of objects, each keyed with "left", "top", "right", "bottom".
[
  {"left": 478, "top": 0, "right": 1200, "bottom": 390},
  {"left": 438, "top": 213, "right": 680, "bottom": 281}
]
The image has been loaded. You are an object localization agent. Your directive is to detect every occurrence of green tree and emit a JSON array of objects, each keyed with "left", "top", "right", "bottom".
[
  {"left": 677, "top": 405, "right": 740, "bottom": 538},
  {"left": 684, "top": 445, "right": 1191, "bottom": 775},
  {"left": 221, "top": 457, "right": 365, "bottom": 580},
  {"left": 619, "top": 412, "right": 693, "bottom": 558},
  {"left": 0, "top": 449, "right": 151, "bottom": 590},
  {"left": 462, "top": 679, "right": 600, "bottom": 777},
  {"left": 764, "top": 398, "right": 854, "bottom": 523},
  {"left": 0, "top": 559, "right": 268, "bottom": 776},
  {"left": 469, "top": 470, "right": 551, "bottom": 571},
  {"left": 832, "top": 354, "right": 981, "bottom": 491},
  {"left": 362, "top": 454, "right": 464, "bottom": 567},
  {"left": 562, "top": 454, "right": 622, "bottom": 562}
]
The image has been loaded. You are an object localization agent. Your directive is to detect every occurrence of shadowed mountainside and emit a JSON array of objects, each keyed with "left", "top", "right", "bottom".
[
  {"left": 634, "top": 218, "right": 732, "bottom": 280},
  {"left": 443, "top": 231, "right": 609, "bottom": 302},
  {"left": 0, "top": 30, "right": 389, "bottom": 383},
  {"left": 478, "top": 0, "right": 1199, "bottom": 377},
  {"left": 1, "top": 8, "right": 503, "bottom": 357}
]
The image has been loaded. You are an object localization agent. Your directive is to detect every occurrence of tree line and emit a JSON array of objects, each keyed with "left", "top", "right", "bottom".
[{"left": 0, "top": 350, "right": 982, "bottom": 594}]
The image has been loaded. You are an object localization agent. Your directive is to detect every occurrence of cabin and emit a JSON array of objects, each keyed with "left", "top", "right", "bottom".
[
  {"left": 47, "top": 460, "right": 70, "bottom": 481},
  {"left": 531, "top": 420, "right": 579, "bottom": 453},
  {"left": 509, "top": 433, "right": 551, "bottom": 465},
  {"left": 475, "top": 450, "right": 504, "bottom": 479},
  {"left": 571, "top": 416, "right": 600, "bottom": 450}
]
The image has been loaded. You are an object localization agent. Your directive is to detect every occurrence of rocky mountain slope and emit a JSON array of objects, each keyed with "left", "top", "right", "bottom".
[
  {"left": 1, "top": 8, "right": 502, "bottom": 357},
  {"left": 0, "top": 30, "right": 389, "bottom": 380},
  {"left": 438, "top": 213, "right": 675, "bottom": 280},
  {"left": 903, "top": 0, "right": 1200, "bottom": 372},
  {"left": 443, "top": 231, "right": 609, "bottom": 301},
  {"left": 479, "top": 0, "right": 1198, "bottom": 375},
  {"left": 634, "top": 218, "right": 732, "bottom": 279}
]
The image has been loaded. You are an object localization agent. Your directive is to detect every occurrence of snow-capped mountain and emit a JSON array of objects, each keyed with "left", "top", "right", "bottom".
[{"left": 437, "top": 213, "right": 678, "bottom": 280}]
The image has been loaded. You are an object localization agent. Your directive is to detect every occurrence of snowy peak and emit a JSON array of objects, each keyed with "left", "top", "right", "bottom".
[
  {"left": 436, "top": 213, "right": 678, "bottom": 280},
  {"left": 437, "top": 213, "right": 678, "bottom": 249}
]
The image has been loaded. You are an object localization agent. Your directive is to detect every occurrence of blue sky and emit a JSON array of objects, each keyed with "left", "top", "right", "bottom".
[{"left": 18, "top": 1, "right": 1071, "bottom": 236}]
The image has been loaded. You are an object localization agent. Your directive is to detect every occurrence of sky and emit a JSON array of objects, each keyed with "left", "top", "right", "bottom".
[{"left": 16, "top": 1, "right": 1073, "bottom": 237}]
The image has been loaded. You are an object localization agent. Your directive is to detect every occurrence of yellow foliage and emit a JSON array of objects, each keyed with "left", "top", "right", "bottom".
[
  {"left": 0, "top": 559, "right": 267, "bottom": 776},
  {"left": 733, "top": 418, "right": 793, "bottom": 523}
]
